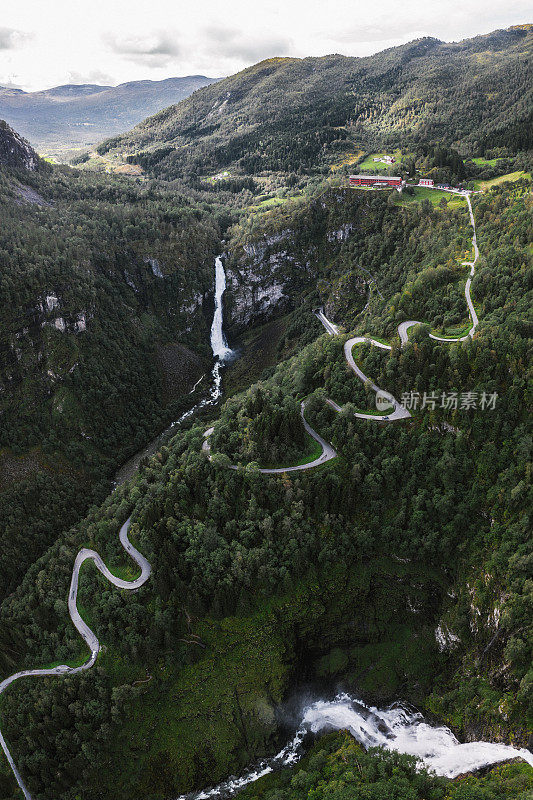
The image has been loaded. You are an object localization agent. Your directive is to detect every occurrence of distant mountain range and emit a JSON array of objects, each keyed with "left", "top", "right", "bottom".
[
  {"left": 98, "top": 25, "right": 533, "bottom": 181},
  {"left": 0, "top": 76, "right": 218, "bottom": 152}
]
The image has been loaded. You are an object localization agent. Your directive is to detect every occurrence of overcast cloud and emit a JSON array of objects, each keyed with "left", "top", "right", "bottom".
[
  {"left": 203, "top": 25, "right": 293, "bottom": 62},
  {"left": 104, "top": 32, "right": 182, "bottom": 68},
  {"left": 0, "top": 0, "right": 530, "bottom": 91},
  {"left": 0, "top": 27, "right": 31, "bottom": 51}
]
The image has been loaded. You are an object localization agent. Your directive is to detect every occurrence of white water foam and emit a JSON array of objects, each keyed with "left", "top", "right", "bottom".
[
  {"left": 210, "top": 256, "right": 233, "bottom": 361},
  {"left": 301, "top": 694, "right": 533, "bottom": 778},
  {"left": 177, "top": 693, "right": 533, "bottom": 799}
]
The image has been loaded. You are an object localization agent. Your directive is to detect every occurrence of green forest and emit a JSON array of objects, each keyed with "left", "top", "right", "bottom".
[
  {"left": 0, "top": 161, "right": 220, "bottom": 604},
  {"left": 0, "top": 166, "right": 531, "bottom": 799},
  {"left": 0, "top": 22, "right": 532, "bottom": 800},
  {"left": 239, "top": 732, "right": 533, "bottom": 800},
  {"left": 97, "top": 27, "right": 533, "bottom": 184}
]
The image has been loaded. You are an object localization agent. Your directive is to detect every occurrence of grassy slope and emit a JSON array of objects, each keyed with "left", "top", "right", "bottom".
[
  {"left": 358, "top": 150, "right": 410, "bottom": 172},
  {"left": 395, "top": 187, "right": 466, "bottom": 207},
  {"left": 473, "top": 170, "right": 532, "bottom": 190}
]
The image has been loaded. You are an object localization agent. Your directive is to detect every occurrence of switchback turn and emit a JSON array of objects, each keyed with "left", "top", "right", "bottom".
[{"left": 203, "top": 193, "right": 479, "bottom": 471}]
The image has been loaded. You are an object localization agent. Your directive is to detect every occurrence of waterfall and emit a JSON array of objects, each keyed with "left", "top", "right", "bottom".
[
  {"left": 210, "top": 256, "right": 233, "bottom": 362},
  {"left": 176, "top": 693, "right": 533, "bottom": 800},
  {"left": 114, "top": 256, "right": 233, "bottom": 484},
  {"left": 174, "top": 255, "right": 233, "bottom": 412}
]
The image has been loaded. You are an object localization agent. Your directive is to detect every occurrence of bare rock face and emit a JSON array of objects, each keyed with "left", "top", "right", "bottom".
[
  {"left": 0, "top": 120, "right": 39, "bottom": 170},
  {"left": 226, "top": 266, "right": 290, "bottom": 329},
  {"left": 143, "top": 257, "right": 165, "bottom": 278},
  {"left": 225, "top": 231, "right": 305, "bottom": 329}
]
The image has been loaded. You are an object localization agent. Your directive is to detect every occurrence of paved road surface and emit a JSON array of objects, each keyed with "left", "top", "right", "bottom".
[
  {"left": 429, "top": 195, "right": 479, "bottom": 342},
  {"left": 396, "top": 195, "right": 479, "bottom": 345},
  {"left": 0, "top": 193, "right": 480, "bottom": 799},
  {"left": 315, "top": 307, "right": 339, "bottom": 335},
  {"left": 343, "top": 337, "right": 410, "bottom": 421},
  {"left": 0, "top": 518, "right": 151, "bottom": 800}
]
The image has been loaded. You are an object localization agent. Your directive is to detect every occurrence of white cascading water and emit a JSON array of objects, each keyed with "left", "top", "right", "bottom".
[
  {"left": 114, "top": 256, "right": 233, "bottom": 485},
  {"left": 177, "top": 693, "right": 533, "bottom": 800},
  {"left": 210, "top": 256, "right": 233, "bottom": 362},
  {"left": 171, "top": 256, "right": 233, "bottom": 423}
]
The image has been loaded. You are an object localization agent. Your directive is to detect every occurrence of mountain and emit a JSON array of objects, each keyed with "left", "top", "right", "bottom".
[
  {"left": 0, "top": 25, "right": 532, "bottom": 800},
  {"left": 1, "top": 174, "right": 531, "bottom": 800},
  {"left": 37, "top": 84, "right": 113, "bottom": 98},
  {"left": 0, "top": 123, "right": 219, "bottom": 607},
  {"left": 0, "top": 120, "right": 40, "bottom": 170},
  {"left": 0, "top": 75, "right": 218, "bottom": 153},
  {"left": 97, "top": 26, "right": 533, "bottom": 180}
]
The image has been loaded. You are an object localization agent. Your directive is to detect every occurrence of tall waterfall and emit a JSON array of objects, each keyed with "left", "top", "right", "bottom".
[
  {"left": 210, "top": 256, "right": 233, "bottom": 362},
  {"left": 114, "top": 255, "right": 233, "bottom": 484},
  {"left": 177, "top": 693, "right": 533, "bottom": 800}
]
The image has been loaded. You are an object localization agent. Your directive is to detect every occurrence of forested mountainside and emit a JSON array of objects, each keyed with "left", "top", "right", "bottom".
[
  {"left": 224, "top": 187, "right": 472, "bottom": 332},
  {"left": 97, "top": 26, "right": 533, "bottom": 181},
  {"left": 0, "top": 174, "right": 530, "bottom": 800},
  {"left": 0, "top": 121, "right": 219, "bottom": 603},
  {"left": 0, "top": 76, "right": 216, "bottom": 153}
]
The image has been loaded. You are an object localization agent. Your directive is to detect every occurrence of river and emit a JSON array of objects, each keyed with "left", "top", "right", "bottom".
[
  {"left": 113, "top": 254, "right": 532, "bottom": 798},
  {"left": 114, "top": 256, "right": 233, "bottom": 485},
  {"left": 177, "top": 693, "right": 533, "bottom": 799}
]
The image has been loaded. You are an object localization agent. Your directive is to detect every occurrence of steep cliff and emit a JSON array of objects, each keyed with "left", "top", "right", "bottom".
[
  {"left": 0, "top": 138, "right": 219, "bottom": 602},
  {"left": 0, "top": 120, "right": 40, "bottom": 170}
]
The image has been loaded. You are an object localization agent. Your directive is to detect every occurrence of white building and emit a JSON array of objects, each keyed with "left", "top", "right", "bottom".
[{"left": 419, "top": 178, "right": 434, "bottom": 187}]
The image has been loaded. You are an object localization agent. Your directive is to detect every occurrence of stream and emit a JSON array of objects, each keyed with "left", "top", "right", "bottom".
[
  {"left": 3, "top": 213, "right": 531, "bottom": 800},
  {"left": 114, "top": 256, "right": 233, "bottom": 485},
  {"left": 177, "top": 693, "right": 533, "bottom": 799},
  {"left": 110, "top": 252, "right": 531, "bottom": 799}
]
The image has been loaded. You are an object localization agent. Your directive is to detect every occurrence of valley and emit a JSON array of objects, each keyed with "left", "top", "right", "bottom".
[
  {"left": 0, "top": 77, "right": 217, "bottom": 157},
  {"left": 0, "top": 20, "right": 531, "bottom": 800}
]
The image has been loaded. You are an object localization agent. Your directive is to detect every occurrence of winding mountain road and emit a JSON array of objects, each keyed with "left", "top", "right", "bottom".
[
  {"left": 0, "top": 518, "right": 151, "bottom": 800},
  {"left": 0, "top": 193, "right": 480, "bottom": 799},
  {"left": 398, "top": 195, "right": 479, "bottom": 343},
  {"left": 203, "top": 401, "right": 338, "bottom": 473},
  {"left": 204, "top": 192, "right": 479, "bottom": 469}
]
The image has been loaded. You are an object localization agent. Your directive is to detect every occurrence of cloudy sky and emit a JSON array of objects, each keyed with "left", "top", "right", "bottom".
[{"left": 1, "top": 0, "right": 530, "bottom": 91}]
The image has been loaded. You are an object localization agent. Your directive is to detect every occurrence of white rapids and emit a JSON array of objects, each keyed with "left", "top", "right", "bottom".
[
  {"left": 300, "top": 694, "right": 533, "bottom": 778},
  {"left": 177, "top": 693, "right": 533, "bottom": 799}
]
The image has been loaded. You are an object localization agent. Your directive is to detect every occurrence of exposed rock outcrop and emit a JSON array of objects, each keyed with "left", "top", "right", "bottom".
[
  {"left": 0, "top": 120, "right": 39, "bottom": 170},
  {"left": 226, "top": 231, "right": 308, "bottom": 329}
]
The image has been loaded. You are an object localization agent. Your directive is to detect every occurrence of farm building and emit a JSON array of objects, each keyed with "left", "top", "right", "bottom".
[
  {"left": 418, "top": 178, "right": 435, "bottom": 187},
  {"left": 350, "top": 175, "right": 402, "bottom": 188}
]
